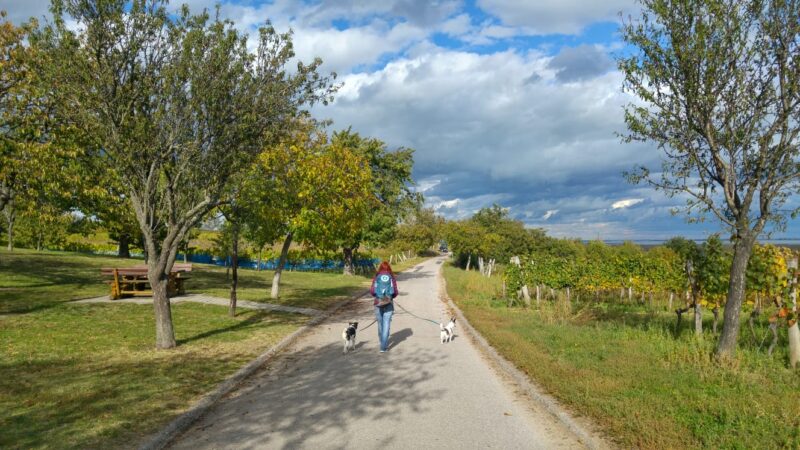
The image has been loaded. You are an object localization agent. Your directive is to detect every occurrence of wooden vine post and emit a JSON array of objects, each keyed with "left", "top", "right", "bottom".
[
  {"left": 510, "top": 256, "right": 531, "bottom": 307},
  {"left": 787, "top": 256, "right": 799, "bottom": 368},
  {"left": 686, "top": 259, "right": 702, "bottom": 337}
]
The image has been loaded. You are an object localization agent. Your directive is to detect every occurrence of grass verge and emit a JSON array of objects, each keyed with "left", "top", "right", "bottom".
[
  {"left": 443, "top": 262, "right": 800, "bottom": 449},
  {"left": 0, "top": 249, "right": 420, "bottom": 449}
]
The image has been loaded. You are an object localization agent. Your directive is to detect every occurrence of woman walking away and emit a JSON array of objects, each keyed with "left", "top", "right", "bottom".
[{"left": 371, "top": 260, "right": 398, "bottom": 352}]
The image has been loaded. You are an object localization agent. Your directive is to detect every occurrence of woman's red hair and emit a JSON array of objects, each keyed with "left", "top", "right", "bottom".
[{"left": 377, "top": 260, "right": 394, "bottom": 275}]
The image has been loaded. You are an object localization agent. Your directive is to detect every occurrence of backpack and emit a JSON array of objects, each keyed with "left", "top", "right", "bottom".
[{"left": 374, "top": 273, "right": 394, "bottom": 304}]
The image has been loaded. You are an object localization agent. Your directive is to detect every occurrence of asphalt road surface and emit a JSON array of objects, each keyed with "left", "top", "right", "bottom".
[{"left": 169, "top": 257, "right": 588, "bottom": 449}]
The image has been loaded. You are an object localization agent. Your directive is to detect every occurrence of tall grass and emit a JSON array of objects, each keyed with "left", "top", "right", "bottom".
[{"left": 444, "top": 262, "right": 800, "bottom": 449}]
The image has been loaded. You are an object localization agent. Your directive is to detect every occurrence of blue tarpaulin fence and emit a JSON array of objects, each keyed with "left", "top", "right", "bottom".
[
  {"left": 177, "top": 253, "right": 380, "bottom": 273},
  {"left": 80, "top": 249, "right": 379, "bottom": 273}
]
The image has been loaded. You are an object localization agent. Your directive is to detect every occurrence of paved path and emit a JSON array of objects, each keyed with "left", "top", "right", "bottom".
[
  {"left": 74, "top": 294, "right": 322, "bottom": 316},
  {"left": 169, "top": 257, "right": 587, "bottom": 449}
]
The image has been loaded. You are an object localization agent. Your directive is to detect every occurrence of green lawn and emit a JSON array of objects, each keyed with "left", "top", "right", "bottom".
[
  {"left": 0, "top": 249, "right": 376, "bottom": 314},
  {"left": 443, "top": 263, "right": 800, "bottom": 449},
  {"left": 0, "top": 249, "right": 419, "bottom": 449}
]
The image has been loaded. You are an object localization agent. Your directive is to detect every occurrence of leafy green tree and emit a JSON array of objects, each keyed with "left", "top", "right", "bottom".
[
  {"left": 330, "top": 129, "right": 419, "bottom": 275},
  {"left": 472, "top": 204, "right": 539, "bottom": 263},
  {"left": 243, "top": 123, "right": 372, "bottom": 296},
  {"left": 0, "top": 12, "right": 35, "bottom": 215},
  {"left": 620, "top": 0, "right": 800, "bottom": 359},
  {"left": 442, "top": 220, "right": 485, "bottom": 270},
  {"left": 392, "top": 207, "right": 444, "bottom": 255},
  {"left": 38, "top": 0, "right": 335, "bottom": 348},
  {"left": 445, "top": 205, "right": 543, "bottom": 270},
  {"left": 0, "top": 12, "right": 79, "bottom": 252}
]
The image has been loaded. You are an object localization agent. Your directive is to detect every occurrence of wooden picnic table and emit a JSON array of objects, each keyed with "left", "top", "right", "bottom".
[{"left": 100, "top": 263, "right": 192, "bottom": 300}]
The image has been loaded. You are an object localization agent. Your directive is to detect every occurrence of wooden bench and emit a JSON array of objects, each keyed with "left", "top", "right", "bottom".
[{"left": 101, "top": 264, "right": 193, "bottom": 300}]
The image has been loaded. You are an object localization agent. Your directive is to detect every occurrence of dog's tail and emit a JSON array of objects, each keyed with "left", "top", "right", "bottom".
[{"left": 440, "top": 322, "right": 445, "bottom": 330}]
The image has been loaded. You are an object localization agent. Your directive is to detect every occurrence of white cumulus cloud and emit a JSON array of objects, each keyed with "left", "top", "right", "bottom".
[
  {"left": 542, "top": 209, "right": 559, "bottom": 220},
  {"left": 611, "top": 198, "right": 644, "bottom": 209}
]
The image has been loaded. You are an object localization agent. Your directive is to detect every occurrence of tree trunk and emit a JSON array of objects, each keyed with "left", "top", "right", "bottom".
[
  {"left": 694, "top": 301, "right": 703, "bottom": 337},
  {"left": 669, "top": 292, "right": 674, "bottom": 311},
  {"left": 271, "top": 232, "right": 293, "bottom": 299},
  {"left": 536, "top": 285, "right": 541, "bottom": 307},
  {"left": 465, "top": 254, "right": 472, "bottom": 271},
  {"left": 749, "top": 294, "right": 761, "bottom": 343},
  {"left": 118, "top": 233, "right": 131, "bottom": 258},
  {"left": 768, "top": 322, "right": 779, "bottom": 355},
  {"left": 716, "top": 235, "right": 756, "bottom": 360},
  {"left": 229, "top": 225, "right": 239, "bottom": 317},
  {"left": 5, "top": 207, "right": 15, "bottom": 251},
  {"left": 0, "top": 182, "right": 9, "bottom": 214},
  {"left": 142, "top": 234, "right": 149, "bottom": 263},
  {"left": 675, "top": 307, "right": 689, "bottom": 336},
  {"left": 342, "top": 247, "right": 355, "bottom": 276},
  {"left": 712, "top": 306, "right": 719, "bottom": 334},
  {"left": 149, "top": 269, "right": 176, "bottom": 349}
]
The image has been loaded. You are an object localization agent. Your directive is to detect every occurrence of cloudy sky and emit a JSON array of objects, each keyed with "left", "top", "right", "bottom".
[{"left": 4, "top": 0, "right": 799, "bottom": 241}]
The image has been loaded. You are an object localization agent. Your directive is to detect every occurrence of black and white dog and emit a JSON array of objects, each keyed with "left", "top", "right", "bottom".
[
  {"left": 440, "top": 317, "right": 456, "bottom": 343},
  {"left": 342, "top": 322, "right": 358, "bottom": 354}
]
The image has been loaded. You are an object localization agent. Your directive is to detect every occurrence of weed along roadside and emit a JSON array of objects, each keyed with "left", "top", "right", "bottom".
[
  {"left": 0, "top": 249, "right": 424, "bottom": 449},
  {"left": 442, "top": 262, "right": 800, "bottom": 449},
  {"left": 438, "top": 262, "right": 611, "bottom": 450}
]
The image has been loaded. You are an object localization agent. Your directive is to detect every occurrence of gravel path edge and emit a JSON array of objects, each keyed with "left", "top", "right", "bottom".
[{"left": 437, "top": 265, "right": 614, "bottom": 450}]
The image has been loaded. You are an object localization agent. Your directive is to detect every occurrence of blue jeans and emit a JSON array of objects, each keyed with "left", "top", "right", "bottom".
[{"left": 375, "top": 303, "right": 394, "bottom": 351}]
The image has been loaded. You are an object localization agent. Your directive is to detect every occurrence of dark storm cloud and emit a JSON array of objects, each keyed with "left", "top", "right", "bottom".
[{"left": 548, "top": 45, "right": 615, "bottom": 82}]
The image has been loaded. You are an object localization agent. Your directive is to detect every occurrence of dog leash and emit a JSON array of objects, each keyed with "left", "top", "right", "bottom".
[
  {"left": 359, "top": 318, "right": 377, "bottom": 331},
  {"left": 392, "top": 300, "right": 441, "bottom": 327}
]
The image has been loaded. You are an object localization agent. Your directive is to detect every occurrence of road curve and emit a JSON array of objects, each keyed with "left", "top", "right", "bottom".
[{"left": 169, "top": 257, "right": 587, "bottom": 449}]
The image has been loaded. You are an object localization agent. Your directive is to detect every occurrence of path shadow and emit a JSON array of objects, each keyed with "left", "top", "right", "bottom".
[
  {"left": 172, "top": 340, "right": 449, "bottom": 450},
  {"left": 395, "top": 271, "right": 433, "bottom": 282},
  {"left": 388, "top": 327, "right": 413, "bottom": 349}
]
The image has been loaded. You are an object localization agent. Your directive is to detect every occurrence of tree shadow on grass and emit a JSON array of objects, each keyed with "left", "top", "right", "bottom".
[
  {"left": 0, "top": 349, "right": 253, "bottom": 450},
  {"left": 176, "top": 311, "right": 305, "bottom": 346},
  {"left": 0, "top": 252, "right": 142, "bottom": 315},
  {"left": 565, "top": 300, "right": 779, "bottom": 352}
]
